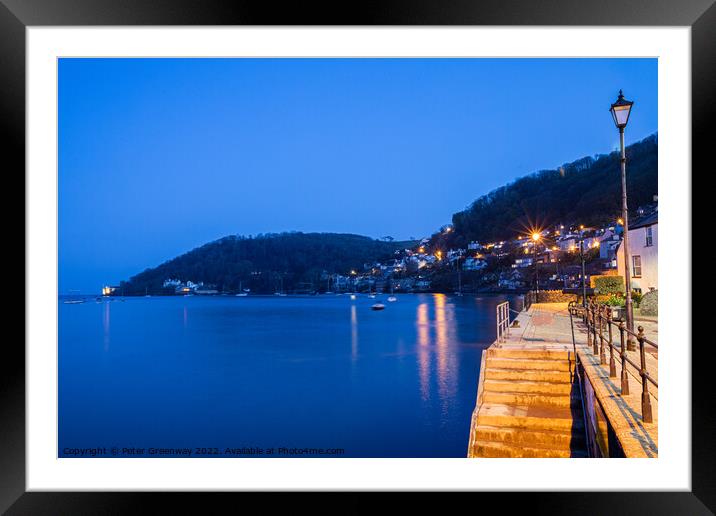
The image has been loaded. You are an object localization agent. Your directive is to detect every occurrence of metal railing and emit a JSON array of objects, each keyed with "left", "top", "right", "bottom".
[
  {"left": 570, "top": 300, "right": 658, "bottom": 423},
  {"left": 567, "top": 301, "right": 593, "bottom": 456},
  {"left": 496, "top": 301, "right": 510, "bottom": 344}
]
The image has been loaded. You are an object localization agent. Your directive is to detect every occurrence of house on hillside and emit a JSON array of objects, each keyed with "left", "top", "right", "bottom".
[
  {"left": 463, "top": 257, "right": 487, "bottom": 271},
  {"left": 616, "top": 208, "right": 658, "bottom": 292},
  {"left": 598, "top": 227, "right": 621, "bottom": 267},
  {"left": 512, "top": 257, "right": 533, "bottom": 268},
  {"left": 498, "top": 270, "right": 525, "bottom": 289}
]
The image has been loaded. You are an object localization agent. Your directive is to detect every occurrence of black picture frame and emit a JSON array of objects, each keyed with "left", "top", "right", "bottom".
[{"left": 2, "top": 0, "right": 710, "bottom": 512}]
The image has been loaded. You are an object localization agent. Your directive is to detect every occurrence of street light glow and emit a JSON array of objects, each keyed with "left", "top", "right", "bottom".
[{"left": 531, "top": 232, "right": 540, "bottom": 242}]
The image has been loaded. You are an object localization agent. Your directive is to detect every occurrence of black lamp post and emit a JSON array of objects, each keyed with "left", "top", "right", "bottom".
[
  {"left": 609, "top": 90, "right": 635, "bottom": 349},
  {"left": 578, "top": 226, "right": 587, "bottom": 307}
]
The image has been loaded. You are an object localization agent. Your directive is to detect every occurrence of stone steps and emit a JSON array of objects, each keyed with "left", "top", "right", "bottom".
[
  {"left": 483, "top": 378, "right": 573, "bottom": 396},
  {"left": 486, "top": 348, "right": 573, "bottom": 361},
  {"left": 477, "top": 402, "right": 581, "bottom": 432},
  {"left": 472, "top": 439, "right": 588, "bottom": 458},
  {"left": 484, "top": 367, "right": 573, "bottom": 383},
  {"left": 474, "top": 424, "right": 586, "bottom": 450},
  {"left": 470, "top": 345, "right": 589, "bottom": 458},
  {"left": 483, "top": 390, "right": 581, "bottom": 409},
  {"left": 486, "top": 356, "right": 573, "bottom": 372}
]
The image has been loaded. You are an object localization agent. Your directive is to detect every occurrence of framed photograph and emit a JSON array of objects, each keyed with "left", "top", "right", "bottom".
[{"left": 4, "top": 0, "right": 711, "bottom": 512}]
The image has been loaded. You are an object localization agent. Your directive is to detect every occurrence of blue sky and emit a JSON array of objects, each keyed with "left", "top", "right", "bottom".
[{"left": 59, "top": 58, "right": 657, "bottom": 293}]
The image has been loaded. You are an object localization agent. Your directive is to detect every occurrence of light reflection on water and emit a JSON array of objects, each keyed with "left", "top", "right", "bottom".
[
  {"left": 416, "top": 302, "right": 430, "bottom": 402},
  {"left": 59, "top": 293, "right": 515, "bottom": 457},
  {"left": 102, "top": 300, "right": 110, "bottom": 352},
  {"left": 350, "top": 304, "right": 358, "bottom": 363}
]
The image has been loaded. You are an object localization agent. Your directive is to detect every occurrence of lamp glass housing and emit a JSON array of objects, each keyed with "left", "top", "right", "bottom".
[{"left": 610, "top": 91, "right": 633, "bottom": 129}]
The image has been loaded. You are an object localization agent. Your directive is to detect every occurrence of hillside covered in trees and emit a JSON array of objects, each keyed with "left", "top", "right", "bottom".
[
  {"left": 120, "top": 233, "right": 411, "bottom": 295},
  {"left": 447, "top": 133, "right": 657, "bottom": 246},
  {"left": 120, "top": 134, "right": 656, "bottom": 295}
]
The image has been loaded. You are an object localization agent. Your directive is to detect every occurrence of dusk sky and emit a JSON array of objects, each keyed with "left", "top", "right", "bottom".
[{"left": 59, "top": 58, "right": 657, "bottom": 293}]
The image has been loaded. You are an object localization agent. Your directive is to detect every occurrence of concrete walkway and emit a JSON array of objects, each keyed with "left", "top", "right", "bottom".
[{"left": 504, "top": 302, "right": 658, "bottom": 458}]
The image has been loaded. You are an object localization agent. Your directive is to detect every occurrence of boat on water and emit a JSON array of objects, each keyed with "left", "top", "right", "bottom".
[
  {"left": 371, "top": 303, "right": 386, "bottom": 311},
  {"left": 350, "top": 294, "right": 357, "bottom": 300},
  {"left": 386, "top": 280, "right": 397, "bottom": 302},
  {"left": 236, "top": 281, "right": 248, "bottom": 296}
]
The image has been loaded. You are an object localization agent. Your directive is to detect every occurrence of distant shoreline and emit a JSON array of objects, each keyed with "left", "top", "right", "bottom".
[{"left": 60, "top": 290, "right": 528, "bottom": 299}]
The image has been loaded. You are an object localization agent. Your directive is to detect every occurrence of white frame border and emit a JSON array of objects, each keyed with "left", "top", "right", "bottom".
[{"left": 27, "top": 26, "right": 691, "bottom": 491}]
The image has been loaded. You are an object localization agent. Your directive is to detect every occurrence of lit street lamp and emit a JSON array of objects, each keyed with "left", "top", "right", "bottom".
[
  {"left": 610, "top": 90, "right": 635, "bottom": 349},
  {"left": 531, "top": 232, "right": 541, "bottom": 294}
]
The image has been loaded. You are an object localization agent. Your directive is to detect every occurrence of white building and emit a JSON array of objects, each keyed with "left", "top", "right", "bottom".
[
  {"left": 512, "top": 257, "right": 534, "bottom": 268},
  {"left": 616, "top": 210, "right": 658, "bottom": 293}
]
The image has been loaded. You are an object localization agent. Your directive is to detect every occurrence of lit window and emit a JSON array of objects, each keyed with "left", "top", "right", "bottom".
[
  {"left": 632, "top": 255, "right": 642, "bottom": 278},
  {"left": 645, "top": 226, "right": 653, "bottom": 247}
]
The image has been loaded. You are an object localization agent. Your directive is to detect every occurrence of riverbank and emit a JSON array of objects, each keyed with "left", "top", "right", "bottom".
[{"left": 468, "top": 302, "right": 658, "bottom": 458}]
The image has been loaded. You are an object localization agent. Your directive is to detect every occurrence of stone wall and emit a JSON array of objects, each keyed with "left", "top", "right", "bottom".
[{"left": 640, "top": 289, "right": 658, "bottom": 316}]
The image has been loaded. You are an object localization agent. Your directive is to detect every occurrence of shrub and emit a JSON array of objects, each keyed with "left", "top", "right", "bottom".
[
  {"left": 595, "top": 294, "right": 612, "bottom": 304},
  {"left": 640, "top": 290, "right": 658, "bottom": 316},
  {"left": 593, "top": 275, "right": 625, "bottom": 295},
  {"left": 630, "top": 290, "right": 643, "bottom": 307},
  {"left": 604, "top": 294, "right": 625, "bottom": 307}
]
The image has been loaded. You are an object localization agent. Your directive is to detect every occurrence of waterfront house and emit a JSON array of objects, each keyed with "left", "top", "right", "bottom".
[{"left": 616, "top": 208, "right": 658, "bottom": 292}]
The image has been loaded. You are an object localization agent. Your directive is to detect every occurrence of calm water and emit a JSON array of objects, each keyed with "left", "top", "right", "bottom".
[{"left": 59, "top": 293, "right": 516, "bottom": 458}]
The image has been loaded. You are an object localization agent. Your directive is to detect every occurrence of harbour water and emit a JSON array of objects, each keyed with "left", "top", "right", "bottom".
[{"left": 59, "top": 293, "right": 517, "bottom": 457}]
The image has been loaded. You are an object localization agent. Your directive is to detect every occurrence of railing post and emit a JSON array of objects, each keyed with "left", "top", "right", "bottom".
[
  {"left": 592, "top": 303, "right": 599, "bottom": 356},
  {"left": 619, "top": 321, "right": 629, "bottom": 395},
  {"left": 607, "top": 309, "right": 616, "bottom": 377},
  {"left": 586, "top": 301, "right": 592, "bottom": 349},
  {"left": 599, "top": 305, "right": 606, "bottom": 365},
  {"left": 638, "top": 326, "right": 653, "bottom": 423}
]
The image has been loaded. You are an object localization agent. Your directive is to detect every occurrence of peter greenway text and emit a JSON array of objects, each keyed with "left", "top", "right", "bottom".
[{"left": 61, "top": 446, "right": 346, "bottom": 457}]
